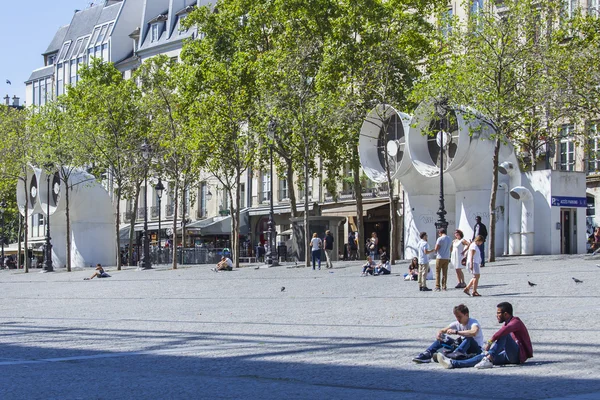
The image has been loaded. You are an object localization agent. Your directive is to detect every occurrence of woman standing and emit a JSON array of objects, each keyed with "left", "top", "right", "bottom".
[
  {"left": 450, "top": 230, "right": 470, "bottom": 289},
  {"left": 369, "top": 232, "right": 379, "bottom": 259},
  {"left": 310, "top": 233, "right": 322, "bottom": 270},
  {"left": 464, "top": 235, "right": 484, "bottom": 297}
]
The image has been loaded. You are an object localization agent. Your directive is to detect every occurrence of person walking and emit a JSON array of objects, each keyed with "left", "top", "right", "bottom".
[
  {"left": 348, "top": 231, "right": 358, "bottom": 260},
  {"left": 434, "top": 228, "right": 452, "bottom": 291},
  {"left": 417, "top": 232, "right": 435, "bottom": 292},
  {"left": 472, "top": 216, "right": 488, "bottom": 267},
  {"left": 310, "top": 233, "right": 322, "bottom": 270},
  {"left": 323, "top": 230, "right": 334, "bottom": 269},
  {"left": 464, "top": 235, "right": 484, "bottom": 296},
  {"left": 450, "top": 230, "right": 470, "bottom": 288}
]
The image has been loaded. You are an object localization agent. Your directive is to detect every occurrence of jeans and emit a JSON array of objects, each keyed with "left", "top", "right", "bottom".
[
  {"left": 478, "top": 242, "right": 485, "bottom": 266},
  {"left": 451, "top": 334, "right": 520, "bottom": 368},
  {"left": 312, "top": 250, "right": 321, "bottom": 269},
  {"left": 426, "top": 337, "right": 481, "bottom": 357}
]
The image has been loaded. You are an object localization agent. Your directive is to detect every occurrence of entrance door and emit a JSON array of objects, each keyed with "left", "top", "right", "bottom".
[{"left": 560, "top": 208, "right": 577, "bottom": 254}]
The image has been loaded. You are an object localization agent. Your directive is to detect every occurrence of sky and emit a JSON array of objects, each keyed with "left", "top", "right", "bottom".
[{"left": 0, "top": 0, "right": 100, "bottom": 105}]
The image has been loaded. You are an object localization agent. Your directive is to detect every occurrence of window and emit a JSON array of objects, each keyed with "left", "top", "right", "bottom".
[
  {"left": 101, "top": 43, "right": 108, "bottom": 61},
  {"left": 71, "top": 38, "right": 83, "bottom": 60},
  {"left": 96, "top": 24, "right": 108, "bottom": 44},
  {"left": 57, "top": 63, "right": 64, "bottom": 95},
  {"left": 58, "top": 42, "right": 71, "bottom": 62},
  {"left": 261, "top": 171, "right": 271, "bottom": 202},
  {"left": 178, "top": 15, "right": 188, "bottom": 34},
  {"left": 240, "top": 183, "right": 246, "bottom": 208},
  {"left": 470, "top": 0, "right": 484, "bottom": 16},
  {"left": 559, "top": 124, "right": 576, "bottom": 171},
  {"left": 590, "top": 0, "right": 599, "bottom": 15},
  {"left": 33, "top": 80, "right": 39, "bottom": 106},
  {"left": 79, "top": 36, "right": 90, "bottom": 56},
  {"left": 441, "top": 7, "right": 453, "bottom": 38},
  {"left": 299, "top": 181, "right": 313, "bottom": 200},
  {"left": 151, "top": 23, "right": 160, "bottom": 42},
  {"left": 587, "top": 195, "right": 595, "bottom": 217},
  {"left": 70, "top": 59, "right": 77, "bottom": 85},
  {"left": 587, "top": 123, "right": 600, "bottom": 174},
  {"left": 90, "top": 27, "right": 101, "bottom": 46},
  {"left": 41, "top": 79, "right": 48, "bottom": 105},
  {"left": 279, "top": 179, "right": 288, "bottom": 201}
]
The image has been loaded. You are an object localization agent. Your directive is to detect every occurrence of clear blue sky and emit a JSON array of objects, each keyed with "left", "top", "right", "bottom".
[{"left": 0, "top": 1, "right": 97, "bottom": 105}]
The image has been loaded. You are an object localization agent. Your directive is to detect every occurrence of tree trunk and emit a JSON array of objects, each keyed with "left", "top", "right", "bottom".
[
  {"left": 172, "top": 180, "right": 179, "bottom": 270},
  {"left": 304, "top": 140, "right": 310, "bottom": 268},
  {"left": 21, "top": 175, "right": 29, "bottom": 273},
  {"left": 63, "top": 169, "right": 72, "bottom": 272},
  {"left": 287, "top": 160, "right": 303, "bottom": 263},
  {"left": 353, "top": 159, "right": 364, "bottom": 260},
  {"left": 115, "top": 185, "right": 122, "bottom": 270},
  {"left": 488, "top": 137, "right": 501, "bottom": 263},
  {"left": 231, "top": 178, "right": 240, "bottom": 268},
  {"left": 128, "top": 184, "right": 140, "bottom": 267}
]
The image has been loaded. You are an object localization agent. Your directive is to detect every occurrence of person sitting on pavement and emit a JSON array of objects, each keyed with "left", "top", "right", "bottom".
[
  {"left": 437, "top": 301, "right": 533, "bottom": 369},
  {"left": 84, "top": 264, "right": 111, "bottom": 280},
  {"left": 412, "top": 303, "right": 484, "bottom": 363},
  {"left": 405, "top": 257, "right": 419, "bottom": 281},
  {"left": 360, "top": 256, "right": 376, "bottom": 276},
  {"left": 212, "top": 256, "right": 233, "bottom": 272},
  {"left": 374, "top": 256, "right": 391, "bottom": 275}
]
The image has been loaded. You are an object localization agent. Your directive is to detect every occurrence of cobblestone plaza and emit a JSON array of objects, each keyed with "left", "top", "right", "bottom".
[{"left": 1, "top": 255, "right": 599, "bottom": 399}]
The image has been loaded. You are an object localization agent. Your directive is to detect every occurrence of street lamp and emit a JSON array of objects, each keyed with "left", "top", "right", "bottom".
[
  {"left": 139, "top": 139, "right": 152, "bottom": 270},
  {"left": 43, "top": 164, "right": 54, "bottom": 272},
  {"left": 434, "top": 102, "right": 449, "bottom": 232},
  {"left": 265, "top": 120, "right": 279, "bottom": 266},
  {"left": 155, "top": 178, "right": 164, "bottom": 264},
  {"left": 0, "top": 201, "right": 6, "bottom": 267}
]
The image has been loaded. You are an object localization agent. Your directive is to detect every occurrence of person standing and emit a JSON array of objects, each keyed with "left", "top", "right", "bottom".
[
  {"left": 323, "top": 230, "right": 334, "bottom": 269},
  {"left": 434, "top": 228, "right": 452, "bottom": 291},
  {"left": 368, "top": 232, "right": 379, "bottom": 259},
  {"left": 472, "top": 216, "right": 488, "bottom": 267},
  {"left": 417, "top": 232, "right": 435, "bottom": 292},
  {"left": 348, "top": 231, "right": 358, "bottom": 260},
  {"left": 437, "top": 302, "right": 533, "bottom": 369},
  {"left": 310, "top": 233, "right": 322, "bottom": 270},
  {"left": 464, "top": 235, "right": 484, "bottom": 296},
  {"left": 450, "top": 230, "right": 470, "bottom": 289}
]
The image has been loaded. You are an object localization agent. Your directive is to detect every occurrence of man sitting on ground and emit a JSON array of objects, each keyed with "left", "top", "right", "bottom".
[
  {"left": 437, "top": 301, "right": 533, "bottom": 369},
  {"left": 412, "top": 304, "right": 484, "bottom": 363},
  {"left": 84, "top": 264, "right": 110, "bottom": 280},
  {"left": 360, "top": 256, "right": 376, "bottom": 276},
  {"left": 375, "top": 256, "right": 391, "bottom": 275},
  {"left": 212, "top": 256, "right": 233, "bottom": 272}
]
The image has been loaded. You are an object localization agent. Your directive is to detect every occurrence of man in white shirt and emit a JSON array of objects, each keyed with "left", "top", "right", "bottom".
[
  {"left": 213, "top": 256, "right": 233, "bottom": 272},
  {"left": 417, "top": 232, "right": 435, "bottom": 292},
  {"left": 412, "top": 304, "right": 484, "bottom": 363}
]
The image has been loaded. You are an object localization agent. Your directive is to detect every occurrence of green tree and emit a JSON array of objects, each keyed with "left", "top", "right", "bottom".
[
  {"left": 0, "top": 104, "right": 36, "bottom": 272},
  {"left": 413, "top": 0, "right": 571, "bottom": 262},
  {"left": 65, "top": 59, "right": 148, "bottom": 270}
]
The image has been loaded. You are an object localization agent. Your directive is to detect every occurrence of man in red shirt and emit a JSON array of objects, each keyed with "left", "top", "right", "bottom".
[{"left": 438, "top": 302, "right": 533, "bottom": 369}]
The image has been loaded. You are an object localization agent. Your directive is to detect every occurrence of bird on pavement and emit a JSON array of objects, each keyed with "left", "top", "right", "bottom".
[
  {"left": 528, "top": 281, "right": 537, "bottom": 287},
  {"left": 281, "top": 286, "right": 285, "bottom": 292},
  {"left": 572, "top": 277, "right": 583, "bottom": 284}
]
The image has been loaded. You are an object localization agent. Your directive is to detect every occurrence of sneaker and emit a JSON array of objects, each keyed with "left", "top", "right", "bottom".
[
  {"left": 412, "top": 352, "right": 432, "bottom": 363},
  {"left": 438, "top": 354, "right": 454, "bottom": 369},
  {"left": 421, "top": 287, "right": 432, "bottom": 292},
  {"left": 434, "top": 288, "right": 441, "bottom": 292},
  {"left": 432, "top": 352, "right": 441, "bottom": 363},
  {"left": 474, "top": 357, "right": 493, "bottom": 369},
  {"left": 210, "top": 268, "right": 216, "bottom": 272}
]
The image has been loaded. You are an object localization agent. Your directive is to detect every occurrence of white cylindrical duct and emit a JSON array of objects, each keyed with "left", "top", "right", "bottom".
[
  {"left": 16, "top": 165, "right": 44, "bottom": 217},
  {"left": 510, "top": 186, "right": 534, "bottom": 255},
  {"left": 498, "top": 183, "right": 510, "bottom": 256}
]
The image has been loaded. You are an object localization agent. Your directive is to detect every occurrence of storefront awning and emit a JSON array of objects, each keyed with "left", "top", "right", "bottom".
[
  {"left": 321, "top": 202, "right": 387, "bottom": 217},
  {"left": 185, "top": 210, "right": 249, "bottom": 236}
]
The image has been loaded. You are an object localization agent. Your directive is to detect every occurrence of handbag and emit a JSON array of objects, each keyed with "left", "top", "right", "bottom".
[{"left": 461, "top": 256, "right": 467, "bottom": 266}]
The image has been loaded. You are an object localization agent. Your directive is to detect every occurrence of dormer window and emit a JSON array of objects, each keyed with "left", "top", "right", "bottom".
[
  {"left": 149, "top": 13, "right": 168, "bottom": 43},
  {"left": 151, "top": 23, "right": 160, "bottom": 42},
  {"left": 178, "top": 15, "right": 188, "bottom": 34}
]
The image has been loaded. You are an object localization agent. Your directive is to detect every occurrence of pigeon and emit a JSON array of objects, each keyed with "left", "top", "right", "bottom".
[
  {"left": 280, "top": 286, "right": 285, "bottom": 292},
  {"left": 528, "top": 281, "right": 537, "bottom": 287},
  {"left": 5, "top": 79, "right": 11, "bottom": 85},
  {"left": 572, "top": 277, "right": 583, "bottom": 284}
]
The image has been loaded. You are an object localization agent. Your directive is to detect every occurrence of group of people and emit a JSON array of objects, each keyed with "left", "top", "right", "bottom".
[
  {"left": 416, "top": 216, "right": 488, "bottom": 296},
  {"left": 309, "top": 230, "right": 335, "bottom": 270},
  {"left": 360, "top": 254, "right": 391, "bottom": 276},
  {"left": 412, "top": 302, "right": 533, "bottom": 370}
]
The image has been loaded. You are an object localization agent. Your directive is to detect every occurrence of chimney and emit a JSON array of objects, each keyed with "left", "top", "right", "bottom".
[
  {"left": 12, "top": 96, "right": 20, "bottom": 107},
  {"left": 3, "top": 95, "right": 9, "bottom": 106}
]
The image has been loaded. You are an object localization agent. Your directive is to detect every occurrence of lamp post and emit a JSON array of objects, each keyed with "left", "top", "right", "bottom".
[
  {"left": 265, "top": 120, "right": 279, "bottom": 266},
  {"left": 155, "top": 178, "right": 164, "bottom": 264},
  {"left": 44, "top": 165, "right": 54, "bottom": 272},
  {"left": 0, "top": 201, "right": 6, "bottom": 267},
  {"left": 435, "top": 103, "right": 449, "bottom": 232},
  {"left": 139, "top": 140, "right": 152, "bottom": 270}
]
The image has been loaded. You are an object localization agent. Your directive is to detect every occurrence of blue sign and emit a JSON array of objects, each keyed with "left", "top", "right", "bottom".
[{"left": 551, "top": 196, "right": 587, "bottom": 207}]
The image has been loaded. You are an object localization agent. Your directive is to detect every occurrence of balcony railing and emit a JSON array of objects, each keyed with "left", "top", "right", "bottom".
[{"left": 150, "top": 206, "right": 159, "bottom": 219}]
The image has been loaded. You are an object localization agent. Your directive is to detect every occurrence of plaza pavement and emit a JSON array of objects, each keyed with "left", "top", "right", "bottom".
[{"left": 1, "top": 254, "right": 599, "bottom": 400}]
